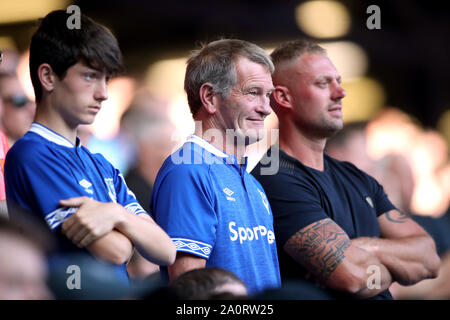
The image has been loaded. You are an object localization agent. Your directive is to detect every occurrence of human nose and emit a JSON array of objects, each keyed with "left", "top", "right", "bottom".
[
  {"left": 332, "top": 82, "right": 346, "bottom": 100},
  {"left": 258, "top": 94, "right": 272, "bottom": 117},
  {"left": 94, "top": 79, "right": 108, "bottom": 102}
]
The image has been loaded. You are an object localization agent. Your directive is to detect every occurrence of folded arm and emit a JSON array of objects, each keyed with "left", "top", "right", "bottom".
[
  {"left": 115, "top": 210, "right": 176, "bottom": 266},
  {"left": 61, "top": 197, "right": 176, "bottom": 266},
  {"left": 284, "top": 218, "right": 393, "bottom": 298},
  {"left": 352, "top": 210, "right": 440, "bottom": 286},
  {"left": 168, "top": 252, "right": 207, "bottom": 282}
]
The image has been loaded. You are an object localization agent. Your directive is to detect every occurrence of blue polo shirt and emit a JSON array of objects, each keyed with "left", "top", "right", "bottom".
[
  {"left": 5, "top": 123, "right": 148, "bottom": 283},
  {"left": 151, "top": 135, "right": 281, "bottom": 295}
]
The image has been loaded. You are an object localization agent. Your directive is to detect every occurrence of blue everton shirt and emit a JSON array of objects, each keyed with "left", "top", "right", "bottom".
[
  {"left": 151, "top": 135, "right": 281, "bottom": 295},
  {"left": 5, "top": 123, "right": 147, "bottom": 283}
]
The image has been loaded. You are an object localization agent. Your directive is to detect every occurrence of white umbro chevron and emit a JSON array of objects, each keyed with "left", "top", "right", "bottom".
[
  {"left": 223, "top": 187, "right": 236, "bottom": 201},
  {"left": 79, "top": 179, "right": 93, "bottom": 194},
  {"left": 223, "top": 188, "right": 234, "bottom": 196}
]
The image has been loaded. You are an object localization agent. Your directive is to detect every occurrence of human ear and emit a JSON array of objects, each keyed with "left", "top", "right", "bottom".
[
  {"left": 199, "top": 82, "right": 218, "bottom": 115},
  {"left": 271, "top": 85, "right": 293, "bottom": 110},
  {"left": 37, "top": 63, "right": 56, "bottom": 93}
]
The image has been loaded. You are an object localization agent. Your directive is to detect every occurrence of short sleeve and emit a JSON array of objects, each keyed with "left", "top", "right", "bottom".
[
  {"left": 151, "top": 163, "right": 217, "bottom": 259},
  {"left": 254, "top": 169, "right": 329, "bottom": 247},
  {"left": 355, "top": 165, "right": 396, "bottom": 217},
  {"left": 5, "top": 142, "right": 82, "bottom": 230},
  {"left": 94, "top": 153, "right": 148, "bottom": 217}
]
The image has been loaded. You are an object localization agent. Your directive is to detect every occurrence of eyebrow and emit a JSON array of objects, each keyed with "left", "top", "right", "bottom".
[
  {"left": 81, "top": 66, "right": 112, "bottom": 79},
  {"left": 245, "top": 85, "right": 276, "bottom": 93},
  {"left": 316, "top": 75, "right": 342, "bottom": 83}
]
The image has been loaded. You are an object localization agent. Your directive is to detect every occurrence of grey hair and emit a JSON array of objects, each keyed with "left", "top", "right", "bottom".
[{"left": 184, "top": 39, "right": 274, "bottom": 116}]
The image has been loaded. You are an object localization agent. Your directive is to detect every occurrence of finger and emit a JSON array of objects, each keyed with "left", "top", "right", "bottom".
[
  {"left": 70, "top": 227, "right": 91, "bottom": 247},
  {"left": 59, "top": 196, "right": 89, "bottom": 208},
  {"left": 63, "top": 219, "right": 86, "bottom": 240},
  {"left": 61, "top": 216, "right": 74, "bottom": 234},
  {"left": 60, "top": 209, "right": 80, "bottom": 233},
  {"left": 78, "top": 232, "right": 97, "bottom": 248}
]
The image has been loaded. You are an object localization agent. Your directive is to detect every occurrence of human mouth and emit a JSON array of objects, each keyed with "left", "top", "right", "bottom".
[
  {"left": 88, "top": 105, "right": 101, "bottom": 113},
  {"left": 247, "top": 117, "right": 265, "bottom": 123},
  {"left": 328, "top": 105, "right": 342, "bottom": 116},
  {"left": 247, "top": 118, "right": 265, "bottom": 127}
]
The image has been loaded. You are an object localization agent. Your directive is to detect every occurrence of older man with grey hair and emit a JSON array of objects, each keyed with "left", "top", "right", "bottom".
[{"left": 151, "top": 39, "right": 281, "bottom": 295}]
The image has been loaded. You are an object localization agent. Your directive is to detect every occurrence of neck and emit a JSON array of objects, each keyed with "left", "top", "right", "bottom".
[
  {"left": 278, "top": 118, "right": 326, "bottom": 171},
  {"left": 194, "top": 118, "right": 247, "bottom": 161},
  {"left": 34, "top": 100, "right": 78, "bottom": 145},
  {"left": 6, "top": 136, "right": 16, "bottom": 147},
  {"left": 137, "top": 159, "right": 161, "bottom": 186}
]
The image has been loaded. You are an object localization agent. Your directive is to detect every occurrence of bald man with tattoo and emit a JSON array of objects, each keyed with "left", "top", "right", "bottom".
[{"left": 252, "top": 39, "right": 440, "bottom": 299}]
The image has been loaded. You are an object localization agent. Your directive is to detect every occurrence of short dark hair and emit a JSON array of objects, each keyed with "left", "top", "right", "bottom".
[
  {"left": 270, "top": 39, "right": 326, "bottom": 68},
  {"left": 184, "top": 39, "right": 273, "bottom": 117},
  {"left": 168, "top": 267, "right": 247, "bottom": 300},
  {"left": 29, "top": 10, "right": 123, "bottom": 102},
  {"left": 0, "top": 210, "right": 54, "bottom": 255}
]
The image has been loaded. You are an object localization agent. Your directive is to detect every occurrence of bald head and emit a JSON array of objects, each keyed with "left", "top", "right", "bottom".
[
  {"left": 270, "top": 39, "right": 327, "bottom": 85},
  {"left": 268, "top": 39, "right": 345, "bottom": 138}
]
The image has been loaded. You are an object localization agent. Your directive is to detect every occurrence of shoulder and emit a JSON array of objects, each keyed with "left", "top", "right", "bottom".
[
  {"left": 325, "top": 154, "right": 372, "bottom": 180},
  {"left": 158, "top": 156, "right": 211, "bottom": 182},
  {"left": 252, "top": 148, "right": 317, "bottom": 192},
  {"left": 158, "top": 143, "right": 215, "bottom": 181},
  {"left": 325, "top": 154, "right": 383, "bottom": 193},
  {"left": 6, "top": 133, "right": 51, "bottom": 165},
  {"left": 152, "top": 147, "right": 219, "bottom": 207}
]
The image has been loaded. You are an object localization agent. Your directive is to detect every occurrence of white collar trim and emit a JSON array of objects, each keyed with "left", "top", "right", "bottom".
[
  {"left": 186, "top": 134, "right": 229, "bottom": 158},
  {"left": 29, "top": 123, "right": 79, "bottom": 148}
]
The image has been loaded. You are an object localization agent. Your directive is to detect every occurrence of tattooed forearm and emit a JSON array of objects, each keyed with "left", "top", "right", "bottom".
[
  {"left": 384, "top": 210, "right": 411, "bottom": 223},
  {"left": 284, "top": 219, "right": 351, "bottom": 281}
]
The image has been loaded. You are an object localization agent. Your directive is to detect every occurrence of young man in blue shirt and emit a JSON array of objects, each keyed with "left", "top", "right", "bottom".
[
  {"left": 5, "top": 10, "right": 175, "bottom": 287},
  {"left": 252, "top": 39, "right": 440, "bottom": 299},
  {"left": 151, "top": 39, "right": 281, "bottom": 295}
]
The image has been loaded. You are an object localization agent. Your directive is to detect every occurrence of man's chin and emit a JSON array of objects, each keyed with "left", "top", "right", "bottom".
[
  {"left": 224, "top": 129, "right": 266, "bottom": 149},
  {"left": 325, "top": 122, "right": 344, "bottom": 137},
  {"left": 242, "top": 129, "right": 266, "bottom": 145}
]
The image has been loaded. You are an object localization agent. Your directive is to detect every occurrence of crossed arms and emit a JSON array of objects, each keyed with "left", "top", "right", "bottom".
[
  {"left": 284, "top": 210, "right": 440, "bottom": 298},
  {"left": 60, "top": 196, "right": 176, "bottom": 266}
]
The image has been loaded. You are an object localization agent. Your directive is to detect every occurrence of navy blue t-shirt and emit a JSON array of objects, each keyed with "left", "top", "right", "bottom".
[{"left": 252, "top": 147, "right": 396, "bottom": 300}]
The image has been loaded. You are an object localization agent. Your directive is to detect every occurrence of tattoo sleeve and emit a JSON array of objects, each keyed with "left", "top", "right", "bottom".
[
  {"left": 284, "top": 218, "right": 351, "bottom": 281},
  {"left": 384, "top": 210, "right": 411, "bottom": 223}
]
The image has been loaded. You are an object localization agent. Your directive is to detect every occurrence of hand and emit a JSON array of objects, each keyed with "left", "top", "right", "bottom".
[
  {"left": 60, "top": 197, "right": 125, "bottom": 248},
  {"left": 351, "top": 237, "right": 378, "bottom": 253}
]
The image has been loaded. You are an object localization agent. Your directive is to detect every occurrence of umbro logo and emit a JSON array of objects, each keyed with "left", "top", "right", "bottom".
[
  {"left": 223, "top": 187, "right": 236, "bottom": 202},
  {"left": 79, "top": 179, "right": 93, "bottom": 194}
]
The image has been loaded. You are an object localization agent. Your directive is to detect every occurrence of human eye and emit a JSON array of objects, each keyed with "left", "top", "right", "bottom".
[
  {"left": 266, "top": 89, "right": 275, "bottom": 98},
  {"left": 245, "top": 86, "right": 261, "bottom": 96},
  {"left": 83, "top": 72, "right": 96, "bottom": 81},
  {"left": 316, "top": 79, "right": 329, "bottom": 88}
]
